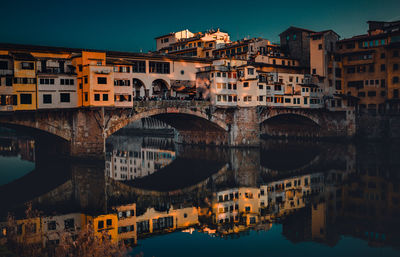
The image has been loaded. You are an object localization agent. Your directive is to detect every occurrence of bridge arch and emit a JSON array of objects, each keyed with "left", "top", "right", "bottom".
[
  {"left": 151, "top": 79, "right": 170, "bottom": 98},
  {"left": 132, "top": 78, "right": 146, "bottom": 98},
  {"left": 260, "top": 108, "right": 321, "bottom": 126},
  {"left": 0, "top": 113, "right": 72, "bottom": 142},
  {"left": 260, "top": 108, "right": 322, "bottom": 138},
  {"left": 105, "top": 104, "right": 229, "bottom": 140}
]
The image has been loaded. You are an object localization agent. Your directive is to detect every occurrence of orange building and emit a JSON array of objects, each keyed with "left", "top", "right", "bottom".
[
  {"left": 72, "top": 51, "right": 114, "bottom": 107},
  {"left": 331, "top": 20, "right": 400, "bottom": 113},
  {"left": 12, "top": 52, "right": 37, "bottom": 110}
]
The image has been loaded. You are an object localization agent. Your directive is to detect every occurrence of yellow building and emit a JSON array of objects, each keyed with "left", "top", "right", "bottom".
[
  {"left": 14, "top": 217, "right": 42, "bottom": 244},
  {"left": 72, "top": 51, "right": 114, "bottom": 107},
  {"left": 12, "top": 52, "right": 37, "bottom": 110},
  {"left": 91, "top": 214, "right": 118, "bottom": 242},
  {"left": 115, "top": 203, "right": 137, "bottom": 246},
  {"left": 136, "top": 206, "right": 199, "bottom": 237}
]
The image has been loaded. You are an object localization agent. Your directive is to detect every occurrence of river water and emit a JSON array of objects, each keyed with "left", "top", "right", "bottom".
[{"left": 0, "top": 126, "right": 400, "bottom": 257}]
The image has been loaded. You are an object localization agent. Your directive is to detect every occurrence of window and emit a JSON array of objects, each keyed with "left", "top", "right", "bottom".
[
  {"left": 106, "top": 219, "right": 112, "bottom": 226},
  {"left": 94, "top": 94, "right": 100, "bottom": 101},
  {"left": 394, "top": 50, "right": 399, "bottom": 57},
  {"left": 312, "top": 69, "right": 316, "bottom": 74},
  {"left": 6, "top": 77, "right": 12, "bottom": 86},
  {"left": 318, "top": 44, "right": 322, "bottom": 50},
  {"left": 21, "top": 62, "right": 34, "bottom": 70},
  {"left": 65, "top": 219, "right": 75, "bottom": 230},
  {"left": 84, "top": 92, "right": 88, "bottom": 101},
  {"left": 393, "top": 77, "right": 399, "bottom": 84},
  {"left": 247, "top": 68, "right": 254, "bottom": 75},
  {"left": 243, "top": 82, "right": 249, "bottom": 87},
  {"left": 381, "top": 79, "right": 386, "bottom": 88},
  {"left": 149, "top": 61, "right": 170, "bottom": 74},
  {"left": 381, "top": 53, "right": 386, "bottom": 59},
  {"left": 335, "top": 80, "right": 342, "bottom": 90},
  {"left": 14, "top": 78, "right": 36, "bottom": 84},
  {"left": 47, "top": 221, "right": 57, "bottom": 231},
  {"left": 98, "top": 221, "right": 104, "bottom": 230},
  {"left": 132, "top": 61, "right": 146, "bottom": 73},
  {"left": 43, "top": 94, "right": 52, "bottom": 104},
  {"left": 60, "top": 93, "right": 70, "bottom": 103},
  {"left": 394, "top": 89, "right": 399, "bottom": 98},
  {"left": 369, "top": 64, "right": 375, "bottom": 72},
  {"left": 381, "top": 64, "right": 386, "bottom": 71},
  {"left": 20, "top": 94, "right": 32, "bottom": 104},
  {"left": 347, "top": 67, "right": 356, "bottom": 74},
  {"left": 0, "top": 61, "right": 8, "bottom": 69},
  {"left": 84, "top": 77, "right": 88, "bottom": 83},
  {"left": 335, "top": 68, "right": 342, "bottom": 77},
  {"left": 394, "top": 64, "right": 399, "bottom": 71},
  {"left": 103, "top": 94, "right": 108, "bottom": 101},
  {"left": 368, "top": 91, "right": 376, "bottom": 97},
  {"left": 97, "top": 77, "right": 107, "bottom": 84}
]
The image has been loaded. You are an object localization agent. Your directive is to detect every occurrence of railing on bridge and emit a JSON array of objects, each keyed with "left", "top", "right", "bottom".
[{"left": 131, "top": 100, "right": 211, "bottom": 109}]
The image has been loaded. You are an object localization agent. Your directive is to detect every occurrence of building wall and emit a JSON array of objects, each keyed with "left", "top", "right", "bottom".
[
  {"left": 0, "top": 55, "right": 15, "bottom": 111},
  {"left": 13, "top": 59, "right": 37, "bottom": 110}
]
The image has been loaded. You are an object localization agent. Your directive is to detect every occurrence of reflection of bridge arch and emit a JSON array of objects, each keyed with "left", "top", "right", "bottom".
[{"left": 260, "top": 141, "right": 321, "bottom": 172}]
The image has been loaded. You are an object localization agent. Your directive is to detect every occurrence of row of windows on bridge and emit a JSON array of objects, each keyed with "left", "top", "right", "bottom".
[{"left": 216, "top": 94, "right": 322, "bottom": 105}]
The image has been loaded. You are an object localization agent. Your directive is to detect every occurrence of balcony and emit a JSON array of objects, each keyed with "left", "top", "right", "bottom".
[
  {"left": 89, "top": 65, "right": 113, "bottom": 75},
  {"left": 0, "top": 70, "right": 13, "bottom": 76}
]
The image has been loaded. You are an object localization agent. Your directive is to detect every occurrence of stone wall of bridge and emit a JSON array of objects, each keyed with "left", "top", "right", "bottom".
[{"left": 0, "top": 102, "right": 356, "bottom": 159}]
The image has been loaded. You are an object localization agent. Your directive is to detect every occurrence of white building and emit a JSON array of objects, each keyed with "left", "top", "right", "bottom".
[{"left": 36, "top": 58, "right": 77, "bottom": 109}]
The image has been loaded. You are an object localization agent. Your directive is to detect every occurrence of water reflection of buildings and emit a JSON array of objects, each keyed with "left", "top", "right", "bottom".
[
  {"left": 105, "top": 137, "right": 176, "bottom": 181},
  {"left": 0, "top": 137, "right": 35, "bottom": 161},
  {"left": 3, "top": 167, "right": 400, "bottom": 251},
  {"left": 2, "top": 140, "right": 400, "bottom": 252}
]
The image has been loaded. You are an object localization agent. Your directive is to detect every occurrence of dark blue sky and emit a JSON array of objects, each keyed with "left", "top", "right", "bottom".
[{"left": 1, "top": 0, "right": 399, "bottom": 52}]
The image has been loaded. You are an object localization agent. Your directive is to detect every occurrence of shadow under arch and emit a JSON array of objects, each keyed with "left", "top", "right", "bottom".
[
  {"left": 105, "top": 106, "right": 230, "bottom": 145},
  {"left": 152, "top": 78, "right": 170, "bottom": 98},
  {"left": 260, "top": 113, "right": 321, "bottom": 138},
  {"left": 132, "top": 78, "right": 147, "bottom": 98}
]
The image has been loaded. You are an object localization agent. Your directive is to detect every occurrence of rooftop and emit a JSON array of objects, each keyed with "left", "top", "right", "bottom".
[
  {"left": 0, "top": 43, "right": 212, "bottom": 63},
  {"left": 279, "top": 26, "right": 316, "bottom": 36}
]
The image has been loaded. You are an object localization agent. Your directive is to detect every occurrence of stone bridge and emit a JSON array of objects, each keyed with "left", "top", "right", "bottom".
[{"left": 0, "top": 101, "right": 355, "bottom": 158}]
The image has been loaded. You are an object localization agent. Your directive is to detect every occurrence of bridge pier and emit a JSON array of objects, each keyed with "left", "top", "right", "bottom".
[
  {"left": 70, "top": 110, "right": 105, "bottom": 159},
  {"left": 228, "top": 107, "right": 260, "bottom": 146}
]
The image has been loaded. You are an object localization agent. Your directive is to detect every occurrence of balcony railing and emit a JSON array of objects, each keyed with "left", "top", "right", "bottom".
[
  {"left": 0, "top": 70, "right": 13, "bottom": 76},
  {"left": 37, "top": 67, "right": 75, "bottom": 75}
]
